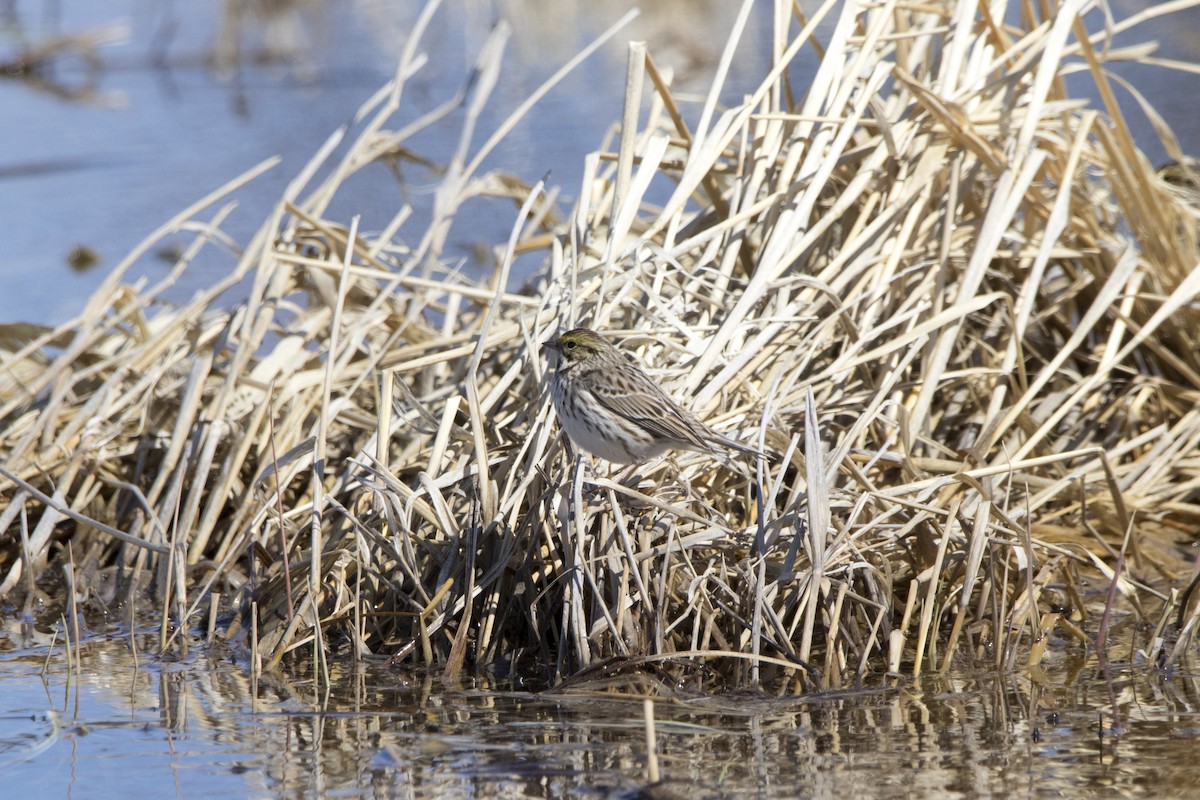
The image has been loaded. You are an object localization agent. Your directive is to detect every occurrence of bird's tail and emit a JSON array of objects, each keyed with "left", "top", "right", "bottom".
[{"left": 709, "top": 432, "right": 769, "bottom": 461}]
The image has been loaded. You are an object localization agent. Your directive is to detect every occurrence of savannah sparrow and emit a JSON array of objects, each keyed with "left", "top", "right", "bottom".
[{"left": 543, "top": 328, "right": 763, "bottom": 465}]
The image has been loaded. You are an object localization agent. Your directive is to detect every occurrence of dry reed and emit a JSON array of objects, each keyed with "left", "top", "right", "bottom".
[{"left": 3, "top": 0, "right": 1200, "bottom": 691}]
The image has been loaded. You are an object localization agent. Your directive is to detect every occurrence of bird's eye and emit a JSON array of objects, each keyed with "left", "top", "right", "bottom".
[{"left": 565, "top": 341, "right": 577, "bottom": 349}]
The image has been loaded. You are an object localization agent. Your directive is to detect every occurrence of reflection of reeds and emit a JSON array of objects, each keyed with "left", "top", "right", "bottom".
[
  {"left": 0, "top": 22, "right": 128, "bottom": 103},
  {"left": 17, "top": 634, "right": 1200, "bottom": 794},
  {"left": 2, "top": 0, "right": 1200, "bottom": 690},
  {"left": 212, "top": 0, "right": 324, "bottom": 77}
]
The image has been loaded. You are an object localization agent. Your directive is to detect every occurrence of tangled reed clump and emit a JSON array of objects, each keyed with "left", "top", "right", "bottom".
[{"left": 3, "top": 0, "right": 1200, "bottom": 690}]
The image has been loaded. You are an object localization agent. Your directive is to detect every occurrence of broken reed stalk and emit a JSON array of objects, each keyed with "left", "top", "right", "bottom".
[{"left": 1, "top": 0, "right": 1200, "bottom": 690}]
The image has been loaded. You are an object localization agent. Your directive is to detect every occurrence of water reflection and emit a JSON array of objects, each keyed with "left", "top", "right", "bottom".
[
  {"left": 1, "top": 623, "right": 1198, "bottom": 798},
  {"left": 0, "top": 18, "right": 127, "bottom": 105}
]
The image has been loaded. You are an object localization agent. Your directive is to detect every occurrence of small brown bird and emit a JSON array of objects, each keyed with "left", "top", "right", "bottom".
[{"left": 543, "top": 328, "right": 763, "bottom": 465}]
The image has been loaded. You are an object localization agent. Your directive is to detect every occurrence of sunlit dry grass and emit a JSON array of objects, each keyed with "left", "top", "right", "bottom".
[{"left": 2, "top": 0, "right": 1200, "bottom": 690}]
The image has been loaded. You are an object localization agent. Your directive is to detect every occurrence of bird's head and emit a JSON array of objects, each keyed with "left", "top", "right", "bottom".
[{"left": 542, "top": 328, "right": 610, "bottom": 366}]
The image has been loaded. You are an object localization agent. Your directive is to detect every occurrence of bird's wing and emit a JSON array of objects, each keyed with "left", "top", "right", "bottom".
[{"left": 586, "top": 370, "right": 712, "bottom": 451}]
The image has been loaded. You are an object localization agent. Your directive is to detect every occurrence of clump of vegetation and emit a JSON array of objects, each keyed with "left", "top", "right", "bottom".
[{"left": 2, "top": 0, "right": 1199, "bottom": 691}]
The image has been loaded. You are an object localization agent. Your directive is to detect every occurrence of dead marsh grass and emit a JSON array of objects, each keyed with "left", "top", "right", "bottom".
[{"left": 3, "top": 0, "right": 1200, "bottom": 691}]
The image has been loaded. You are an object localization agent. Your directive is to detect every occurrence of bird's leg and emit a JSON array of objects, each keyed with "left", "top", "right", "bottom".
[
  {"left": 665, "top": 455, "right": 695, "bottom": 497},
  {"left": 566, "top": 450, "right": 609, "bottom": 504},
  {"left": 569, "top": 452, "right": 589, "bottom": 497}
]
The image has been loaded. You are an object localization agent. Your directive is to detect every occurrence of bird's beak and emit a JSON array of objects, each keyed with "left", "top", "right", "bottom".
[{"left": 542, "top": 337, "right": 561, "bottom": 352}]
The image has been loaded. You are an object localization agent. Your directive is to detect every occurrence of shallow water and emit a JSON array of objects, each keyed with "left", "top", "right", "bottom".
[{"left": 2, "top": 617, "right": 1199, "bottom": 799}]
